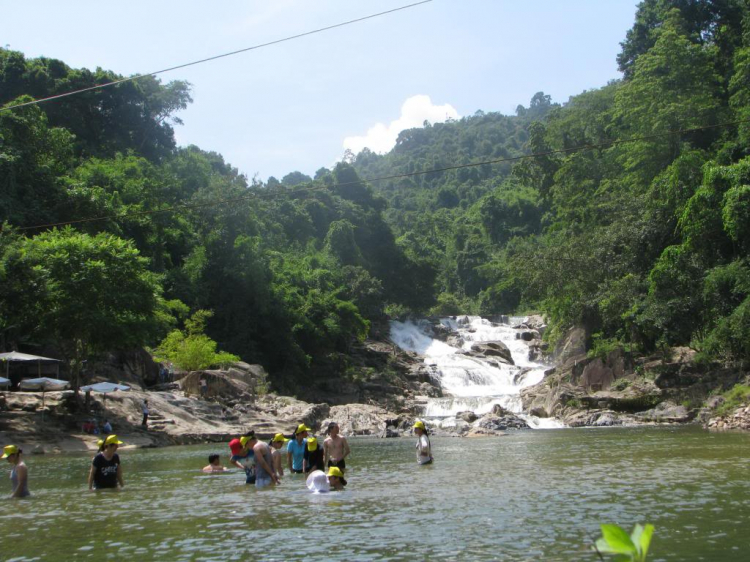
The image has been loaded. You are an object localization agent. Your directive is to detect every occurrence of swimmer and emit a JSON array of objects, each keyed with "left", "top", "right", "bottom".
[
  {"left": 323, "top": 422, "right": 350, "bottom": 473},
  {"left": 202, "top": 454, "right": 228, "bottom": 473},
  {"left": 89, "top": 435, "right": 124, "bottom": 490},
  {"left": 305, "top": 467, "right": 347, "bottom": 493},
  {"left": 326, "top": 466, "right": 347, "bottom": 490},
  {"left": 413, "top": 421, "right": 433, "bottom": 465},
  {"left": 2, "top": 445, "right": 30, "bottom": 498}
]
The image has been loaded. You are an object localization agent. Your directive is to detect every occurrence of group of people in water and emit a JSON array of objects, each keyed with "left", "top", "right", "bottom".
[{"left": 4, "top": 420, "right": 432, "bottom": 497}]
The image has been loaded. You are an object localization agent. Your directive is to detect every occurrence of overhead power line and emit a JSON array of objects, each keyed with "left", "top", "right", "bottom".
[
  {"left": 0, "top": 0, "right": 433, "bottom": 113},
  {"left": 11, "top": 117, "right": 748, "bottom": 232}
]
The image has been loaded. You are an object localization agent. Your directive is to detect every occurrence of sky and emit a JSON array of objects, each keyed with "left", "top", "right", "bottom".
[{"left": 3, "top": 0, "right": 640, "bottom": 181}]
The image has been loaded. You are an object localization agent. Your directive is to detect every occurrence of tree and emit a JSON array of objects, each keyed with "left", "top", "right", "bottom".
[
  {"left": 7, "top": 227, "right": 162, "bottom": 389},
  {"left": 153, "top": 310, "right": 239, "bottom": 371}
]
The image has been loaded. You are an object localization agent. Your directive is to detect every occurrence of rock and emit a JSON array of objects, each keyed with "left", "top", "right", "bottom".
[
  {"left": 637, "top": 401, "right": 694, "bottom": 423},
  {"left": 457, "top": 315, "right": 471, "bottom": 325},
  {"left": 446, "top": 335, "right": 465, "bottom": 348},
  {"left": 467, "top": 341, "right": 514, "bottom": 365},
  {"left": 579, "top": 358, "right": 615, "bottom": 391},
  {"left": 384, "top": 427, "right": 400, "bottom": 438},
  {"left": 554, "top": 327, "right": 587, "bottom": 362},
  {"left": 456, "top": 410, "right": 478, "bottom": 423},
  {"left": 518, "top": 330, "right": 540, "bottom": 342},
  {"left": 706, "top": 395, "right": 725, "bottom": 410},
  {"left": 592, "top": 412, "right": 620, "bottom": 427},
  {"left": 419, "top": 382, "right": 442, "bottom": 398},
  {"left": 490, "top": 404, "right": 513, "bottom": 417},
  {"left": 31, "top": 445, "right": 45, "bottom": 455}
]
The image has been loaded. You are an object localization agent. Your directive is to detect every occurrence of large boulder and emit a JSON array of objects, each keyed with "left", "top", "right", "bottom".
[
  {"left": 553, "top": 327, "right": 587, "bottom": 363},
  {"left": 579, "top": 358, "right": 615, "bottom": 391},
  {"left": 321, "top": 403, "right": 401, "bottom": 436},
  {"left": 467, "top": 341, "right": 514, "bottom": 365}
]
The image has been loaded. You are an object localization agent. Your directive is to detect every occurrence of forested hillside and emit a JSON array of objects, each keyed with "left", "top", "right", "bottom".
[{"left": 2, "top": 0, "right": 750, "bottom": 393}]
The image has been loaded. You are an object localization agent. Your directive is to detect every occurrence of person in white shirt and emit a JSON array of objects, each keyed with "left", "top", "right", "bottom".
[{"left": 413, "top": 421, "right": 433, "bottom": 465}]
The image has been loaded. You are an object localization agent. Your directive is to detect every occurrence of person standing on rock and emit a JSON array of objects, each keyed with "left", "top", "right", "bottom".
[
  {"left": 323, "top": 422, "right": 350, "bottom": 473},
  {"left": 89, "top": 435, "right": 124, "bottom": 490},
  {"left": 243, "top": 434, "right": 279, "bottom": 488},
  {"left": 269, "top": 434, "right": 288, "bottom": 477},
  {"left": 287, "top": 424, "right": 310, "bottom": 474},
  {"left": 303, "top": 437, "right": 324, "bottom": 474},
  {"left": 3, "top": 445, "right": 30, "bottom": 498},
  {"left": 141, "top": 400, "right": 149, "bottom": 428},
  {"left": 413, "top": 421, "right": 433, "bottom": 465}
]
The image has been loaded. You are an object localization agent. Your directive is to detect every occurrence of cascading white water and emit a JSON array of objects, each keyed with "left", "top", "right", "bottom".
[{"left": 390, "top": 316, "right": 564, "bottom": 428}]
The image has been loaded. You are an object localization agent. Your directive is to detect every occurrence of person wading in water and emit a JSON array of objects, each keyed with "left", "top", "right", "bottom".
[
  {"left": 2, "top": 445, "right": 30, "bottom": 498},
  {"left": 323, "top": 422, "right": 351, "bottom": 473},
  {"left": 413, "top": 421, "right": 433, "bottom": 465},
  {"left": 89, "top": 435, "right": 125, "bottom": 490}
]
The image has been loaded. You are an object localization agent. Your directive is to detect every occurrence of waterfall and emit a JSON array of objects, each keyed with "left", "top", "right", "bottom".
[{"left": 390, "top": 316, "right": 564, "bottom": 429}]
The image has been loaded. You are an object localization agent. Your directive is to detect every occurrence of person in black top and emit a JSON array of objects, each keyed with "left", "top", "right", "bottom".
[
  {"left": 88, "top": 435, "right": 124, "bottom": 490},
  {"left": 303, "top": 437, "right": 324, "bottom": 473}
]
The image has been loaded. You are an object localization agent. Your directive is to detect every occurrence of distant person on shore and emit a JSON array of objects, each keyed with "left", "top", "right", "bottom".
[
  {"left": 141, "top": 400, "right": 149, "bottom": 428},
  {"left": 3, "top": 445, "right": 30, "bottom": 498},
  {"left": 102, "top": 419, "right": 112, "bottom": 434},
  {"left": 303, "top": 437, "right": 324, "bottom": 474},
  {"left": 243, "top": 433, "right": 279, "bottom": 488},
  {"left": 413, "top": 421, "right": 433, "bottom": 465},
  {"left": 89, "top": 435, "right": 124, "bottom": 490},
  {"left": 323, "top": 422, "right": 350, "bottom": 473},
  {"left": 202, "top": 454, "right": 228, "bottom": 473},
  {"left": 269, "top": 434, "right": 288, "bottom": 477},
  {"left": 199, "top": 377, "right": 208, "bottom": 398},
  {"left": 229, "top": 437, "right": 255, "bottom": 484},
  {"left": 287, "top": 424, "right": 310, "bottom": 474}
]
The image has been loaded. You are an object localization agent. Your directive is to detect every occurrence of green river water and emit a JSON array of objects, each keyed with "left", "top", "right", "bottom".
[{"left": 2, "top": 426, "right": 748, "bottom": 561}]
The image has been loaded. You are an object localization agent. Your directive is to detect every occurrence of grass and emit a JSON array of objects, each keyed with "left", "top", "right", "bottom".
[{"left": 715, "top": 384, "right": 750, "bottom": 417}]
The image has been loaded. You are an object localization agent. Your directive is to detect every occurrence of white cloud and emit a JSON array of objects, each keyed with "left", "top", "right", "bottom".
[{"left": 343, "top": 95, "right": 459, "bottom": 155}]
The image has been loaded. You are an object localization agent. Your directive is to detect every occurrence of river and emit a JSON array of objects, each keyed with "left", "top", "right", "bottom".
[{"left": 2, "top": 427, "right": 748, "bottom": 561}]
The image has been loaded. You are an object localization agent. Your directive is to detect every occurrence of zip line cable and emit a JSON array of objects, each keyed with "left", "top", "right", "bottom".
[
  {"left": 11, "top": 117, "right": 749, "bottom": 232},
  {"left": 0, "top": 0, "right": 433, "bottom": 113}
]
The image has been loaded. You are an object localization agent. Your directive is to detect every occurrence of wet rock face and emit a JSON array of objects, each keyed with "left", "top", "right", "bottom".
[{"left": 466, "top": 341, "right": 514, "bottom": 366}]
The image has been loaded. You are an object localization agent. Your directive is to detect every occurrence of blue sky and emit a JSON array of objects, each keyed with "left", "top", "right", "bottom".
[{"left": 3, "top": 0, "right": 640, "bottom": 181}]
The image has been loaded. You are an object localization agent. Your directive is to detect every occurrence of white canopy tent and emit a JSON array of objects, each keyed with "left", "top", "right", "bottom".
[
  {"left": 18, "top": 377, "right": 70, "bottom": 421},
  {"left": 0, "top": 351, "right": 62, "bottom": 382}
]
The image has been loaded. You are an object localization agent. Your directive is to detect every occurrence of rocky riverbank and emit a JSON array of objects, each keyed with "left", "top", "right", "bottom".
[{"left": 0, "top": 339, "right": 440, "bottom": 454}]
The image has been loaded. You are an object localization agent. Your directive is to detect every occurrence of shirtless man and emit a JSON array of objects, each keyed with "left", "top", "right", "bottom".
[
  {"left": 323, "top": 422, "right": 350, "bottom": 473},
  {"left": 246, "top": 434, "right": 280, "bottom": 488}
]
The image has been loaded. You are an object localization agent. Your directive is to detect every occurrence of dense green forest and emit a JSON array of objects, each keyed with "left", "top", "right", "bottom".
[{"left": 2, "top": 0, "right": 750, "bottom": 392}]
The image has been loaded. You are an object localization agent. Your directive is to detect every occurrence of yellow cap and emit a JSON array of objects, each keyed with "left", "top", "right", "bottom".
[
  {"left": 296, "top": 424, "right": 311, "bottom": 434},
  {"left": 240, "top": 435, "right": 256, "bottom": 447},
  {"left": 272, "top": 433, "right": 289, "bottom": 443},
  {"left": 306, "top": 437, "right": 318, "bottom": 451},
  {"left": 96, "top": 439, "right": 104, "bottom": 448},
  {"left": 1, "top": 445, "right": 19, "bottom": 459},
  {"left": 327, "top": 466, "right": 344, "bottom": 479},
  {"left": 104, "top": 435, "right": 124, "bottom": 446},
  {"left": 413, "top": 421, "right": 425, "bottom": 430}
]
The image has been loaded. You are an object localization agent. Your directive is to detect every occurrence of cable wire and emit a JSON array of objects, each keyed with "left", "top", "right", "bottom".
[
  {"left": 11, "top": 117, "right": 748, "bottom": 232},
  {"left": 0, "top": 0, "right": 433, "bottom": 113}
]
